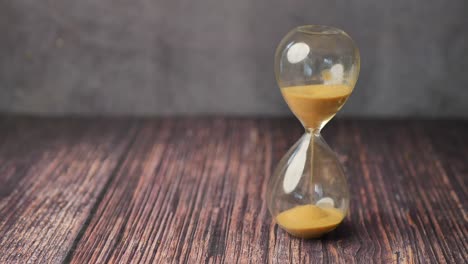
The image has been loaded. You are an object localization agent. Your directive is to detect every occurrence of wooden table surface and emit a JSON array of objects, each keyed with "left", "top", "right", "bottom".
[{"left": 0, "top": 117, "right": 466, "bottom": 263}]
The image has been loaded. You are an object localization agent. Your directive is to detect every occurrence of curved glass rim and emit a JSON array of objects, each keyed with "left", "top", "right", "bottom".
[{"left": 297, "top": 25, "right": 346, "bottom": 35}]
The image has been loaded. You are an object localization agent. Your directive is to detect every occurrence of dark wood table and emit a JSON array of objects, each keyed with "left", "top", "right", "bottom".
[{"left": 0, "top": 117, "right": 466, "bottom": 263}]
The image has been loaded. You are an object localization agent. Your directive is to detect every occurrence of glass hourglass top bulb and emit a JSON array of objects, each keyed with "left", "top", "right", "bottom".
[
  {"left": 275, "top": 25, "right": 359, "bottom": 131},
  {"left": 281, "top": 82, "right": 352, "bottom": 130}
]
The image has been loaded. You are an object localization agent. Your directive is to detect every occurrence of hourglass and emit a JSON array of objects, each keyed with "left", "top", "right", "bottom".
[{"left": 266, "top": 25, "right": 360, "bottom": 238}]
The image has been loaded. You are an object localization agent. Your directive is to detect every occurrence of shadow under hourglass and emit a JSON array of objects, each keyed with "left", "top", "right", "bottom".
[
  {"left": 319, "top": 220, "right": 354, "bottom": 241},
  {"left": 274, "top": 218, "right": 353, "bottom": 241}
]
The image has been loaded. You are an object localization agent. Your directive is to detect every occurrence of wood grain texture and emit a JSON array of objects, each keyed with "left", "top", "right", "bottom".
[
  {"left": 0, "top": 117, "right": 138, "bottom": 263},
  {"left": 0, "top": 117, "right": 466, "bottom": 263}
]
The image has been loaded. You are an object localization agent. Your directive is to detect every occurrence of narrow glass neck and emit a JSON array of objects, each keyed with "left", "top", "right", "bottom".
[{"left": 305, "top": 127, "right": 321, "bottom": 136}]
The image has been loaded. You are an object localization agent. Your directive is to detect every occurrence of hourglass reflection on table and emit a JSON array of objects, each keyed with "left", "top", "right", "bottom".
[{"left": 266, "top": 25, "right": 360, "bottom": 238}]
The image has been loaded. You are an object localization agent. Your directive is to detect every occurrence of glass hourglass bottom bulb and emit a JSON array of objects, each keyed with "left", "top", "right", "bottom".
[
  {"left": 276, "top": 204, "right": 344, "bottom": 238},
  {"left": 267, "top": 132, "right": 349, "bottom": 239}
]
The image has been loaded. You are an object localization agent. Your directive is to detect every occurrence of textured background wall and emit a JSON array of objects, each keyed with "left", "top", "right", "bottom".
[{"left": 1, "top": 0, "right": 467, "bottom": 117}]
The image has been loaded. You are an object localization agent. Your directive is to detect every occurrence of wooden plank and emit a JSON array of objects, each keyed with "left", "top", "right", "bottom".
[
  {"left": 0, "top": 117, "right": 137, "bottom": 263},
  {"left": 0, "top": 117, "right": 466, "bottom": 263},
  {"left": 65, "top": 118, "right": 467, "bottom": 263}
]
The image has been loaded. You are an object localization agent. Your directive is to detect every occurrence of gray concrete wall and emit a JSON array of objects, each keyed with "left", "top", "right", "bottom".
[{"left": 1, "top": 0, "right": 467, "bottom": 117}]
